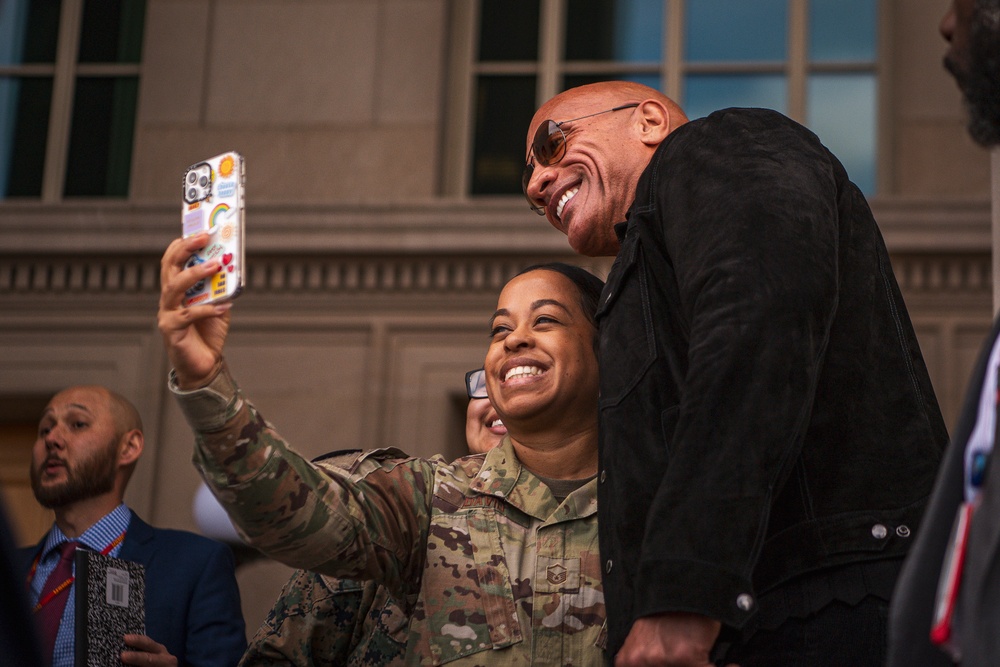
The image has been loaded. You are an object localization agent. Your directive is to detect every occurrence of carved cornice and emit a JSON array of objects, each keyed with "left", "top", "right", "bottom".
[
  {"left": 891, "top": 253, "right": 992, "bottom": 293},
  {"left": 0, "top": 252, "right": 987, "bottom": 302},
  {"left": 0, "top": 197, "right": 991, "bottom": 301},
  {"left": 870, "top": 198, "right": 991, "bottom": 252},
  {"left": 0, "top": 196, "right": 991, "bottom": 253}
]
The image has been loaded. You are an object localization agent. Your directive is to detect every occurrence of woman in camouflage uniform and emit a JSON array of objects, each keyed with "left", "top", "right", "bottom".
[
  {"left": 158, "top": 253, "right": 608, "bottom": 666},
  {"left": 240, "top": 383, "right": 509, "bottom": 667}
]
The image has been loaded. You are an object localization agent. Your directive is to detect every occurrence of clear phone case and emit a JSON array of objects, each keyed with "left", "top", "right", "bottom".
[{"left": 180, "top": 151, "right": 245, "bottom": 306}]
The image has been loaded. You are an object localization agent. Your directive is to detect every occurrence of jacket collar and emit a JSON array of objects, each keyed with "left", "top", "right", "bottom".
[{"left": 468, "top": 438, "right": 598, "bottom": 523}]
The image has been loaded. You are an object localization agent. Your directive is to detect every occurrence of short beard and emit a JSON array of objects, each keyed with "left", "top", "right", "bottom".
[
  {"left": 956, "top": 1, "right": 1000, "bottom": 146},
  {"left": 31, "top": 441, "right": 118, "bottom": 509}
]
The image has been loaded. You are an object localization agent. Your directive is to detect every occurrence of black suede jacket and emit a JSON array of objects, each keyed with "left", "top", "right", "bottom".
[{"left": 596, "top": 108, "right": 949, "bottom": 655}]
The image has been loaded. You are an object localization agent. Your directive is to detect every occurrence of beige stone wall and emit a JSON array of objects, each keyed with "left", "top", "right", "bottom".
[
  {"left": 133, "top": 0, "right": 447, "bottom": 205},
  {"left": 1, "top": 0, "right": 997, "bottom": 639}
]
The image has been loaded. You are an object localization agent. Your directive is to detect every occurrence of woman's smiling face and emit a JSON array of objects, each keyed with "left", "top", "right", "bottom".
[{"left": 484, "top": 269, "right": 599, "bottom": 435}]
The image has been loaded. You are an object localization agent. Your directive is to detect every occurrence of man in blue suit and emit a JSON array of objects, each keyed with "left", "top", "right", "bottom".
[{"left": 18, "top": 385, "right": 246, "bottom": 667}]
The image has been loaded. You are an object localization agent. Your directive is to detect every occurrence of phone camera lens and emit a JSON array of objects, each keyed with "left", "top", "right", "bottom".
[
  {"left": 199, "top": 176, "right": 209, "bottom": 187},
  {"left": 187, "top": 172, "right": 197, "bottom": 184},
  {"left": 188, "top": 188, "right": 198, "bottom": 200}
]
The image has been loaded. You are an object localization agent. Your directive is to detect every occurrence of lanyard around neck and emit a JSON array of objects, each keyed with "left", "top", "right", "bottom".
[{"left": 27, "top": 530, "right": 126, "bottom": 612}]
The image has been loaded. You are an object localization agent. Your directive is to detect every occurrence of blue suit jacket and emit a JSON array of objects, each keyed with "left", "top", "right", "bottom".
[{"left": 19, "top": 510, "right": 246, "bottom": 667}]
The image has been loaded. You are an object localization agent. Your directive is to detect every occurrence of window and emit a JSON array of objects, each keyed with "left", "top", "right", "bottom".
[
  {"left": 456, "top": 0, "right": 878, "bottom": 199},
  {"left": 0, "top": 0, "right": 145, "bottom": 200}
]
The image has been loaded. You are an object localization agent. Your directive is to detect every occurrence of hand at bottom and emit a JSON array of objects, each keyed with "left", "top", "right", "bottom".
[
  {"left": 614, "top": 612, "right": 739, "bottom": 667},
  {"left": 121, "top": 634, "right": 178, "bottom": 666}
]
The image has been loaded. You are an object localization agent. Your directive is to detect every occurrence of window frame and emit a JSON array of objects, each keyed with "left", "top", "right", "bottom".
[
  {"left": 0, "top": 0, "right": 143, "bottom": 202},
  {"left": 444, "top": 0, "right": 889, "bottom": 199}
]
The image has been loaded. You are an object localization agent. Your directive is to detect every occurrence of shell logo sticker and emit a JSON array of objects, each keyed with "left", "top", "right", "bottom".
[{"left": 218, "top": 154, "right": 235, "bottom": 178}]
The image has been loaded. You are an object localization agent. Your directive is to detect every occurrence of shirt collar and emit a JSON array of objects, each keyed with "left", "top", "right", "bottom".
[
  {"left": 42, "top": 503, "right": 131, "bottom": 560},
  {"left": 470, "top": 438, "right": 599, "bottom": 522},
  {"left": 469, "top": 438, "right": 522, "bottom": 500},
  {"left": 614, "top": 220, "right": 629, "bottom": 243}
]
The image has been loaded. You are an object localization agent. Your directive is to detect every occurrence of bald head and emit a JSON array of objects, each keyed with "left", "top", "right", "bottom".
[
  {"left": 533, "top": 81, "right": 687, "bottom": 136},
  {"left": 524, "top": 81, "right": 689, "bottom": 256},
  {"left": 52, "top": 385, "right": 143, "bottom": 439},
  {"left": 105, "top": 388, "right": 144, "bottom": 439},
  {"left": 33, "top": 385, "right": 145, "bottom": 514}
]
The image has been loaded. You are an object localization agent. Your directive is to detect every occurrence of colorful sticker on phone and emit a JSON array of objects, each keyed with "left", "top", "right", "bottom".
[
  {"left": 211, "top": 271, "right": 229, "bottom": 298},
  {"left": 184, "top": 209, "right": 205, "bottom": 237},
  {"left": 209, "top": 204, "right": 230, "bottom": 231},
  {"left": 218, "top": 155, "right": 236, "bottom": 178},
  {"left": 184, "top": 255, "right": 206, "bottom": 297}
]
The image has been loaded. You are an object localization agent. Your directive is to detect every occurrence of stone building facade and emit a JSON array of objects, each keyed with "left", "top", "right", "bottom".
[{"left": 0, "top": 0, "right": 993, "bottom": 634}]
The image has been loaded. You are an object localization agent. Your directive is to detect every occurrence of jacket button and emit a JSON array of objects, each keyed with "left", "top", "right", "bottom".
[
  {"left": 605, "top": 559, "right": 613, "bottom": 573},
  {"left": 736, "top": 594, "right": 754, "bottom": 611},
  {"left": 600, "top": 470, "right": 607, "bottom": 483},
  {"left": 896, "top": 525, "right": 911, "bottom": 538},
  {"left": 871, "top": 524, "right": 888, "bottom": 539}
]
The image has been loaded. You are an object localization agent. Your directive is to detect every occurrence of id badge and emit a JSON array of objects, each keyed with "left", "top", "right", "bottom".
[{"left": 930, "top": 501, "right": 974, "bottom": 659}]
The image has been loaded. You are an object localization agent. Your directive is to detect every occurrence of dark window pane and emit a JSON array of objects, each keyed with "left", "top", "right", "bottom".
[
  {"left": 564, "top": 72, "right": 661, "bottom": 93},
  {"left": 0, "top": 76, "right": 52, "bottom": 198},
  {"left": 809, "top": 0, "right": 876, "bottom": 62},
  {"left": 64, "top": 76, "right": 138, "bottom": 197},
  {"left": 0, "top": 0, "right": 61, "bottom": 64},
  {"left": 566, "top": 0, "right": 662, "bottom": 62},
  {"left": 807, "top": 73, "right": 876, "bottom": 194},
  {"left": 686, "top": 0, "right": 786, "bottom": 62},
  {"left": 472, "top": 75, "right": 536, "bottom": 195},
  {"left": 78, "top": 0, "right": 146, "bottom": 64},
  {"left": 684, "top": 74, "right": 787, "bottom": 120},
  {"left": 479, "top": 0, "right": 538, "bottom": 61}
]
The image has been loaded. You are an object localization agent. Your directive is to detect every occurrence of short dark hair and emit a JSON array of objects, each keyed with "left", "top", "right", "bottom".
[{"left": 515, "top": 262, "right": 605, "bottom": 327}]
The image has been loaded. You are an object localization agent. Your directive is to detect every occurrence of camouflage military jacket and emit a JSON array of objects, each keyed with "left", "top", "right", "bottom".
[
  {"left": 241, "top": 569, "right": 408, "bottom": 667},
  {"left": 176, "top": 366, "right": 607, "bottom": 666},
  {"left": 241, "top": 454, "right": 409, "bottom": 667}
]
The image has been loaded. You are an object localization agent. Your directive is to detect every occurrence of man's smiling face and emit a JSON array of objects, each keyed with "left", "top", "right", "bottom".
[{"left": 523, "top": 93, "right": 646, "bottom": 257}]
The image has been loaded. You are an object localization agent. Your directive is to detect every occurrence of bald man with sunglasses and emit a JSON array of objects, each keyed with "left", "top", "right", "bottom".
[{"left": 522, "top": 81, "right": 948, "bottom": 667}]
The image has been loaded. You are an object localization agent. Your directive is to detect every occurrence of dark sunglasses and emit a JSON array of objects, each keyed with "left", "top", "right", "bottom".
[
  {"left": 466, "top": 368, "right": 488, "bottom": 399},
  {"left": 521, "top": 103, "right": 639, "bottom": 215}
]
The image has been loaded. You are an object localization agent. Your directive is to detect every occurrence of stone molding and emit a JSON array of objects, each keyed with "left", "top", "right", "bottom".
[
  {"left": 0, "top": 196, "right": 990, "bottom": 251},
  {"left": 0, "top": 197, "right": 991, "bottom": 300},
  {"left": 0, "top": 252, "right": 988, "bottom": 301}
]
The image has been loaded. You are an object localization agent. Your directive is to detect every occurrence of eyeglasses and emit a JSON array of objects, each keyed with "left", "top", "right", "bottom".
[
  {"left": 465, "top": 368, "right": 488, "bottom": 399},
  {"left": 521, "top": 103, "right": 640, "bottom": 215}
]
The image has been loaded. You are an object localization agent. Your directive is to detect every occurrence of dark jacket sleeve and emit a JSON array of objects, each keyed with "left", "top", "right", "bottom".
[
  {"left": 139, "top": 523, "right": 247, "bottom": 667},
  {"left": 888, "top": 317, "right": 1000, "bottom": 667},
  {"left": 634, "top": 111, "right": 842, "bottom": 622},
  {"left": 181, "top": 539, "right": 247, "bottom": 667}
]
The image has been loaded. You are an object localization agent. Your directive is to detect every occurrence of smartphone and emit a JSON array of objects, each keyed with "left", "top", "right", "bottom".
[{"left": 180, "top": 151, "right": 245, "bottom": 306}]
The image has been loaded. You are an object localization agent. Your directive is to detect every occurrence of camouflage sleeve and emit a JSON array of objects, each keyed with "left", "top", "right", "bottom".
[
  {"left": 240, "top": 571, "right": 406, "bottom": 667},
  {"left": 172, "top": 363, "right": 435, "bottom": 601}
]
